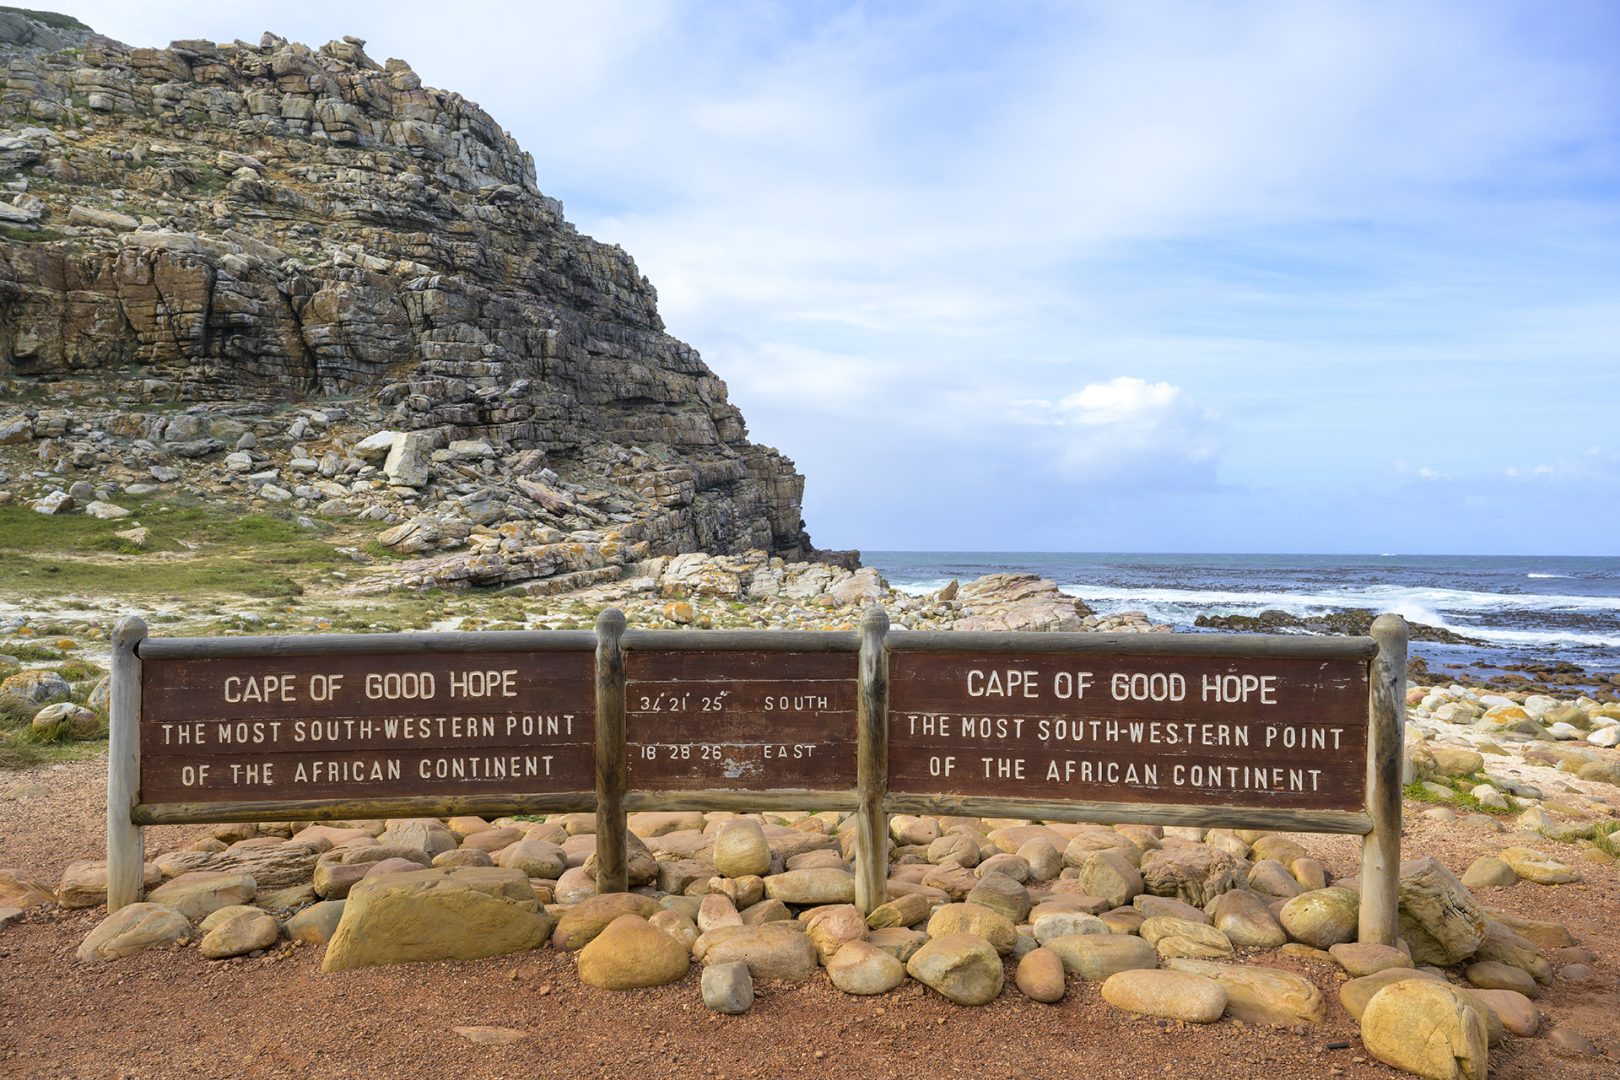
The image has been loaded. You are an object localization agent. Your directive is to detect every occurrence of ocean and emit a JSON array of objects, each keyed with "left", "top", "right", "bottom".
[{"left": 864, "top": 552, "right": 1620, "bottom": 678}]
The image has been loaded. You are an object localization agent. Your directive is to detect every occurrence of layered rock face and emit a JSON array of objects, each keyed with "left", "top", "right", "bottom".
[{"left": 0, "top": 16, "right": 815, "bottom": 560}]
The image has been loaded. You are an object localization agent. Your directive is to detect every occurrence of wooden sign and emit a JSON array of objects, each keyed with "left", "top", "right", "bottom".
[
  {"left": 625, "top": 650, "right": 856, "bottom": 791},
  {"left": 107, "top": 610, "right": 1405, "bottom": 949},
  {"left": 888, "top": 652, "right": 1369, "bottom": 810},
  {"left": 139, "top": 651, "right": 595, "bottom": 803}
]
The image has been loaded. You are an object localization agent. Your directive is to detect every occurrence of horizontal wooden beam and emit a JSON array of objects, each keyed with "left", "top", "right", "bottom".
[
  {"left": 139, "top": 630, "right": 596, "bottom": 660},
  {"left": 623, "top": 789, "right": 858, "bottom": 814},
  {"left": 133, "top": 791, "right": 596, "bottom": 826},
  {"left": 887, "top": 630, "right": 1377, "bottom": 660},
  {"left": 620, "top": 629, "right": 861, "bottom": 652},
  {"left": 882, "top": 793, "right": 1373, "bottom": 835}
]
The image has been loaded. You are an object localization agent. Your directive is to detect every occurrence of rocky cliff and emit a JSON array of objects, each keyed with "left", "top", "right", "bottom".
[{"left": 0, "top": 11, "right": 824, "bottom": 585}]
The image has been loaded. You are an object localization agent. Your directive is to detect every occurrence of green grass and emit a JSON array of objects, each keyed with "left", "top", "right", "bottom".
[
  {"left": 0, "top": 496, "right": 355, "bottom": 600},
  {"left": 0, "top": 6, "right": 92, "bottom": 31},
  {"left": 0, "top": 225, "right": 66, "bottom": 243},
  {"left": 182, "top": 164, "right": 230, "bottom": 195},
  {"left": 0, "top": 731, "right": 105, "bottom": 771},
  {"left": 1403, "top": 779, "right": 1517, "bottom": 816}
]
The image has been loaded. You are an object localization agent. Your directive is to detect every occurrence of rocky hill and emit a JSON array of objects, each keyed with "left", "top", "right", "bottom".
[{"left": 0, "top": 10, "right": 828, "bottom": 593}]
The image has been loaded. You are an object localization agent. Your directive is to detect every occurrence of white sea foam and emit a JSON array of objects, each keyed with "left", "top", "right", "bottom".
[
  {"left": 1527, "top": 573, "right": 1571, "bottom": 579},
  {"left": 1054, "top": 582, "right": 1620, "bottom": 650},
  {"left": 889, "top": 578, "right": 952, "bottom": 596},
  {"left": 1064, "top": 583, "right": 1620, "bottom": 616}
]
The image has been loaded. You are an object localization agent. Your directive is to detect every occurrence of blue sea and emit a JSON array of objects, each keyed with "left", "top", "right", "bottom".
[{"left": 864, "top": 552, "right": 1620, "bottom": 678}]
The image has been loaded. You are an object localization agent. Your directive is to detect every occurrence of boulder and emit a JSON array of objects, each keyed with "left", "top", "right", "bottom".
[
  {"left": 1472, "top": 919, "right": 1551, "bottom": 983},
  {"left": 1015, "top": 947, "right": 1066, "bottom": 1003},
  {"left": 1166, "top": 959, "right": 1325, "bottom": 1026},
  {"left": 578, "top": 914, "right": 690, "bottom": 990},
  {"left": 649, "top": 908, "right": 699, "bottom": 950},
  {"left": 867, "top": 926, "right": 929, "bottom": 963},
  {"left": 905, "top": 932, "right": 1004, "bottom": 1005},
  {"left": 1340, "top": 968, "right": 1447, "bottom": 1020},
  {"left": 152, "top": 841, "right": 319, "bottom": 890},
  {"left": 0, "top": 870, "right": 56, "bottom": 910},
  {"left": 827, "top": 940, "right": 907, "bottom": 994},
  {"left": 926, "top": 902, "right": 1017, "bottom": 956},
  {"left": 1397, "top": 857, "right": 1489, "bottom": 966},
  {"left": 1464, "top": 960, "right": 1538, "bottom": 998},
  {"left": 712, "top": 819, "right": 772, "bottom": 878},
  {"left": 322, "top": 867, "right": 553, "bottom": 972},
  {"left": 77, "top": 903, "right": 193, "bottom": 962},
  {"left": 1329, "top": 941, "right": 1412, "bottom": 977},
  {"left": 31, "top": 702, "right": 99, "bottom": 737},
  {"left": 146, "top": 872, "right": 256, "bottom": 921},
  {"left": 965, "top": 874, "right": 1031, "bottom": 923},
  {"left": 1360, "top": 980, "right": 1488, "bottom": 1080},
  {"left": 1278, "top": 887, "right": 1359, "bottom": 949},
  {"left": 0, "top": 669, "right": 70, "bottom": 707},
  {"left": 56, "top": 860, "right": 160, "bottom": 909},
  {"left": 1460, "top": 857, "right": 1516, "bottom": 889},
  {"left": 866, "top": 892, "right": 931, "bottom": 930},
  {"left": 1208, "top": 889, "right": 1287, "bottom": 948},
  {"left": 1497, "top": 847, "right": 1580, "bottom": 885},
  {"left": 1045, "top": 933, "right": 1159, "bottom": 980},
  {"left": 1464, "top": 988, "right": 1539, "bottom": 1037},
  {"left": 1076, "top": 850, "right": 1143, "bottom": 909},
  {"left": 698, "top": 923, "right": 819, "bottom": 982},
  {"left": 1031, "top": 910, "right": 1109, "bottom": 944},
  {"left": 551, "top": 892, "right": 662, "bottom": 950},
  {"left": 702, "top": 960, "right": 754, "bottom": 1013},
  {"left": 496, "top": 839, "right": 567, "bottom": 879},
  {"left": 762, "top": 868, "right": 855, "bottom": 906},
  {"left": 805, "top": 904, "right": 867, "bottom": 963},
  {"left": 286, "top": 900, "right": 345, "bottom": 944},
  {"left": 1139, "top": 845, "right": 1239, "bottom": 907},
  {"left": 1140, "top": 915, "right": 1234, "bottom": 960},
  {"left": 1100, "top": 969, "right": 1226, "bottom": 1023},
  {"left": 199, "top": 910, "right": 280, "bottom": 959}
]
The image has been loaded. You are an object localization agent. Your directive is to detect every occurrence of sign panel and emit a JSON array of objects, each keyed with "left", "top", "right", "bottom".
[
  {"left": 888, "top": 653, "right": 1369, "bottom": 810},
  {"left": 140, "top": 651, "right": 595, "bottom": 803},
  {"left": 626, "top": 650, "right": 856, "bottom": 791}
]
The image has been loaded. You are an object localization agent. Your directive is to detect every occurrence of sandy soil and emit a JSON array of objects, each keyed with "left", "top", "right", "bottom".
[{"left": 1, "top": 757, "right": 1616, "bottom": 1080}]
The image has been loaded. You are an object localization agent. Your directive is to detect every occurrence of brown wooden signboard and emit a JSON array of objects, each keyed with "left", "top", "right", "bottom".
[
  {"left": 140, "top": 651, "right": 594, "bottom": 803},
  {"left": 888, "top": 653, "right": 1369, "bottom": 810},
  {"left": 625, "top": 650, "right": 856, "bottom": 791},
  {"left": 107, "top": 609, "right": 1405, "bottom": 947}
]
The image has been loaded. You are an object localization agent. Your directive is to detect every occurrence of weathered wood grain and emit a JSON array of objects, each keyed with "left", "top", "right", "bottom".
[
  {"left": 888, "top": 652, "right": 1369, "bottom": 810},
  {"left": 855, "top": 606, "right": 890, "bottom": 914},
  {"left": 138, "top": 629, "right": 596, "bottom": 659},
  {"left": 882, "top": 793, "right": 1373, "bottom": 835},
  {"left": 107, "top": 616, "right": 146, "bottom": 912},
  {"left": 133, "top": 791, "right": 595, "bottom": 826},
  {"left": 625, "top": 650, "right": 856, "bottom": 792},
  {"left": 889, "top": 631, "right": 1377, "bottom": 660},
  {"left": 1360, "top": 614, "right": 1407, "bottom": 945},
  {"left": 594, "top": 608, "right": 629, "bottom": 893}
]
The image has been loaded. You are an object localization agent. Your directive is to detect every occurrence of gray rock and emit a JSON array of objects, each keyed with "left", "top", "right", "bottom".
[{"left": 701, "top": 960, "right": 754, "bottom": 1014}]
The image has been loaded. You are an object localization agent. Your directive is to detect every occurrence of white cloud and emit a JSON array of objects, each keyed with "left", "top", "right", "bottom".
[
  {"left": 1393, "top": 461, "right": 1450, "bottom": 482},
  {"left": 1013, "top": 377, "right": 1219, "bottom": 484}
]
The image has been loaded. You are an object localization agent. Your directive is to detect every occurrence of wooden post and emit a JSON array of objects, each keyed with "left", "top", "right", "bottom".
[
  {"left": 107, "top": 615, "right": 146, "bottom": 912},
  {"left": 1359, "top": 613, "right": 1407, "bottom": 945},
  {"left": 594, "top": 607, "right": 629, "bottom": 893},
  {"left": 854, "top": 605, "right": 890, "bottom": 914}
]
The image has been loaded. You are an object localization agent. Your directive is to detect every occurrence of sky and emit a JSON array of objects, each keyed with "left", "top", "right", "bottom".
[{"left": 64, "top": 1, "right": 1620, "bottom": 555}]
